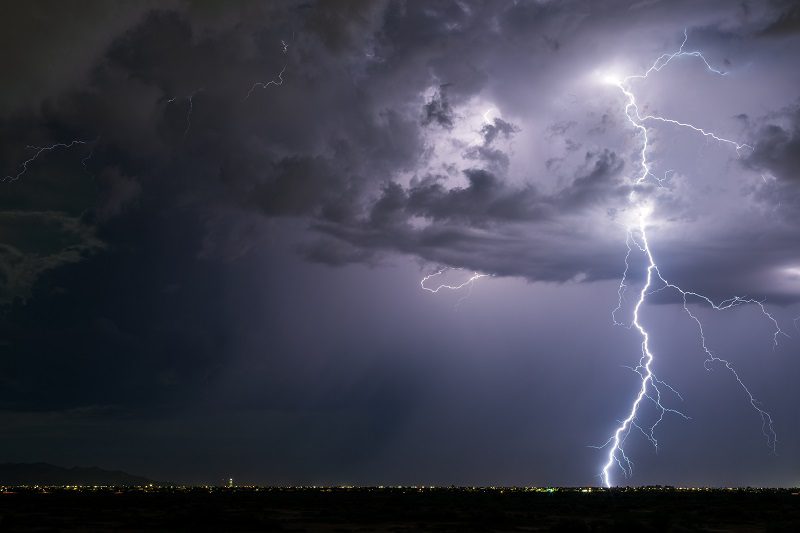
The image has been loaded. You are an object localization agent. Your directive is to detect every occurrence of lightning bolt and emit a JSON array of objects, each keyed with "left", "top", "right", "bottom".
[
  {"left": 421, "top": 268, "right": 490, "bottom": 310},
  {"left": 3, "top": 139, "right": 96, "bottom": 183},
  {"left": 166, "top": 89, "right": 204, "bottom": 138},
  {"left": 245, "top": 65, "right": 286, "bottom": 100},
  {"left": 420, "top": 268, "right": 489, "bottom": 294},
  {"left": 183, "top": 89, "right": 203, "bottom": 138},
  {"left": 245, "top": 39, "right": 291, "bottom": 101},
  {"left": 7, "top": 38, "right": 290, "bottom": 182},
  {"left": 482, "top": 107, "right": 500, "bottom": 125},
  {"left": 80, "top": 137, "right": 99, "bottom": 176},
  {"left": 598, "top": 29, "right": 787, "bottom": 487}
]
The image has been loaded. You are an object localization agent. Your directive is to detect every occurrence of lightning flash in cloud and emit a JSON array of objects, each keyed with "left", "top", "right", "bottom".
[
  {"left": 245, "top": 39, "right": 291, "bottom": 100},
  {"left": 598, "top": 30, "right": 787, "bottom": 487},
  {"left": 245, "top": 65, "right": 286, "bottom": 100},
  {"left": 420, "top": 268, "right": 489, "bottom": 293},
  {"left": 421, "top": 268, "right": 490, "bottom": 310},
  {"left": 8, "top": 39, "right": 292, "bottom": 184},
  {"left": 167, "top": 89, "right": 204, "bottom": 138},
  {"left": 3, "top": 139, "right": 96, "bottom": 183}
]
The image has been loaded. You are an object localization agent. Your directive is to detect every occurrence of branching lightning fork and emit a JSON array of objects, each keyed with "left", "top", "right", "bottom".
[
  {"left": 420, "top": 268, "right": 489, "bottom": 294},
  {"left": 167, "top": 89, "right": 204, "bottom": 138},
  {"left": 245, "top": 39, "right": 291, "bottom": 100},
  {"left": 598, "top": 29, "right": 787, "bottom": 487},
  {"left": 245, "top": 65, "right": 286, "bottom": 100},
  {"left": 3, "top": 139, "right": 96, "bottom": 183}
]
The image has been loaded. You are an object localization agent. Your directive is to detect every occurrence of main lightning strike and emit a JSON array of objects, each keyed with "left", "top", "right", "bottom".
[{"left": 599, "top": 30, "right": 787, "bottom": 487}]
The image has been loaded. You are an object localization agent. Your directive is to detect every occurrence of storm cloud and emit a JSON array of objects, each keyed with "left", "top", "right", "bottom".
[
  {"left": 3, "top": 1, "right": 799, "bottom": 299},
  {"left": 1, "top": 0, "right": 800, "bottom": 486}
]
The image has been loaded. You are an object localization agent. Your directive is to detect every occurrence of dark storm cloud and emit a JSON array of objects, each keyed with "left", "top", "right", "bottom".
[
  {"left": 421, "top": 85, "right": 455, "bottom": 130},
  {"left": 1, "top": 1, "right": 799, "bottom": 477},
  {"left": 463, "top": 118, "right": 521, "bottom": 170},
  {"left": 304, "top": 147, "right": 628, "bottom": 276},
  {"left": 0, "top": 210, "right": 103, "bottom": 302},
  {"left": 733, "top": 102, "right": 800, "bottom": 290},
  {"left": 0, "top": 1, "right": 157, "bottom": 117},
  {"left": 480, "top": 118, "right": 520, "bottom": 146},
  {"left": 4, "top": 0, "right": 798, "bottom": 305},
  {"left": 309, "top": 160, "right": 635, "bottom": 290},
  {"left": 745, "top": 103, "right": 800, "bottom": 184},
  {"left": 384, "top": 148, "right": 624, "bottom": 227},
  {"left": 0, "top": 0, "right": 446, "bottom": 415},
  {"left": 759, "top": 2, "right": 800, "bottom": 36}
]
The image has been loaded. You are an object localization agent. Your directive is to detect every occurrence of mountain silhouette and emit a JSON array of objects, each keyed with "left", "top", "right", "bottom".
[{"left": 0, "top": 462, "right": 158, "bottom": 486}]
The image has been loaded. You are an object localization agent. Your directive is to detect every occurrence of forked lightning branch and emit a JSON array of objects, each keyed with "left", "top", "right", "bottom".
[
  {"left": 422, "top": 30, "right": 788, "bottom": 487},
  {"left": 596, "top": 29, "right": 786, "bottom": 487}
]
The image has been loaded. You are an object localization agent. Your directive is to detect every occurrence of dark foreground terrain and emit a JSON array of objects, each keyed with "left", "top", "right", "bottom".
[{"left": 0, "top": 486, "right": 797, "bottom": 532}]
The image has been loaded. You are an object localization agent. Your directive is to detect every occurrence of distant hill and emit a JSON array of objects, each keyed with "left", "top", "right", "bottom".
[{"left": 0, "top": 462, "right": 157, "bottom": 486}]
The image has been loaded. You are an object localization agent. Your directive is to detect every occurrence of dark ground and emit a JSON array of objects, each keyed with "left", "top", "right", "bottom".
[{"left": 0, "top": 486, "right": 797, "bottom": 532}]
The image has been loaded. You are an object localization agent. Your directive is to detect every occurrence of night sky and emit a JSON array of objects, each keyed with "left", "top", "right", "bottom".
[{"left": 1, "top": 0, "right": 800, "bottom": 487}]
